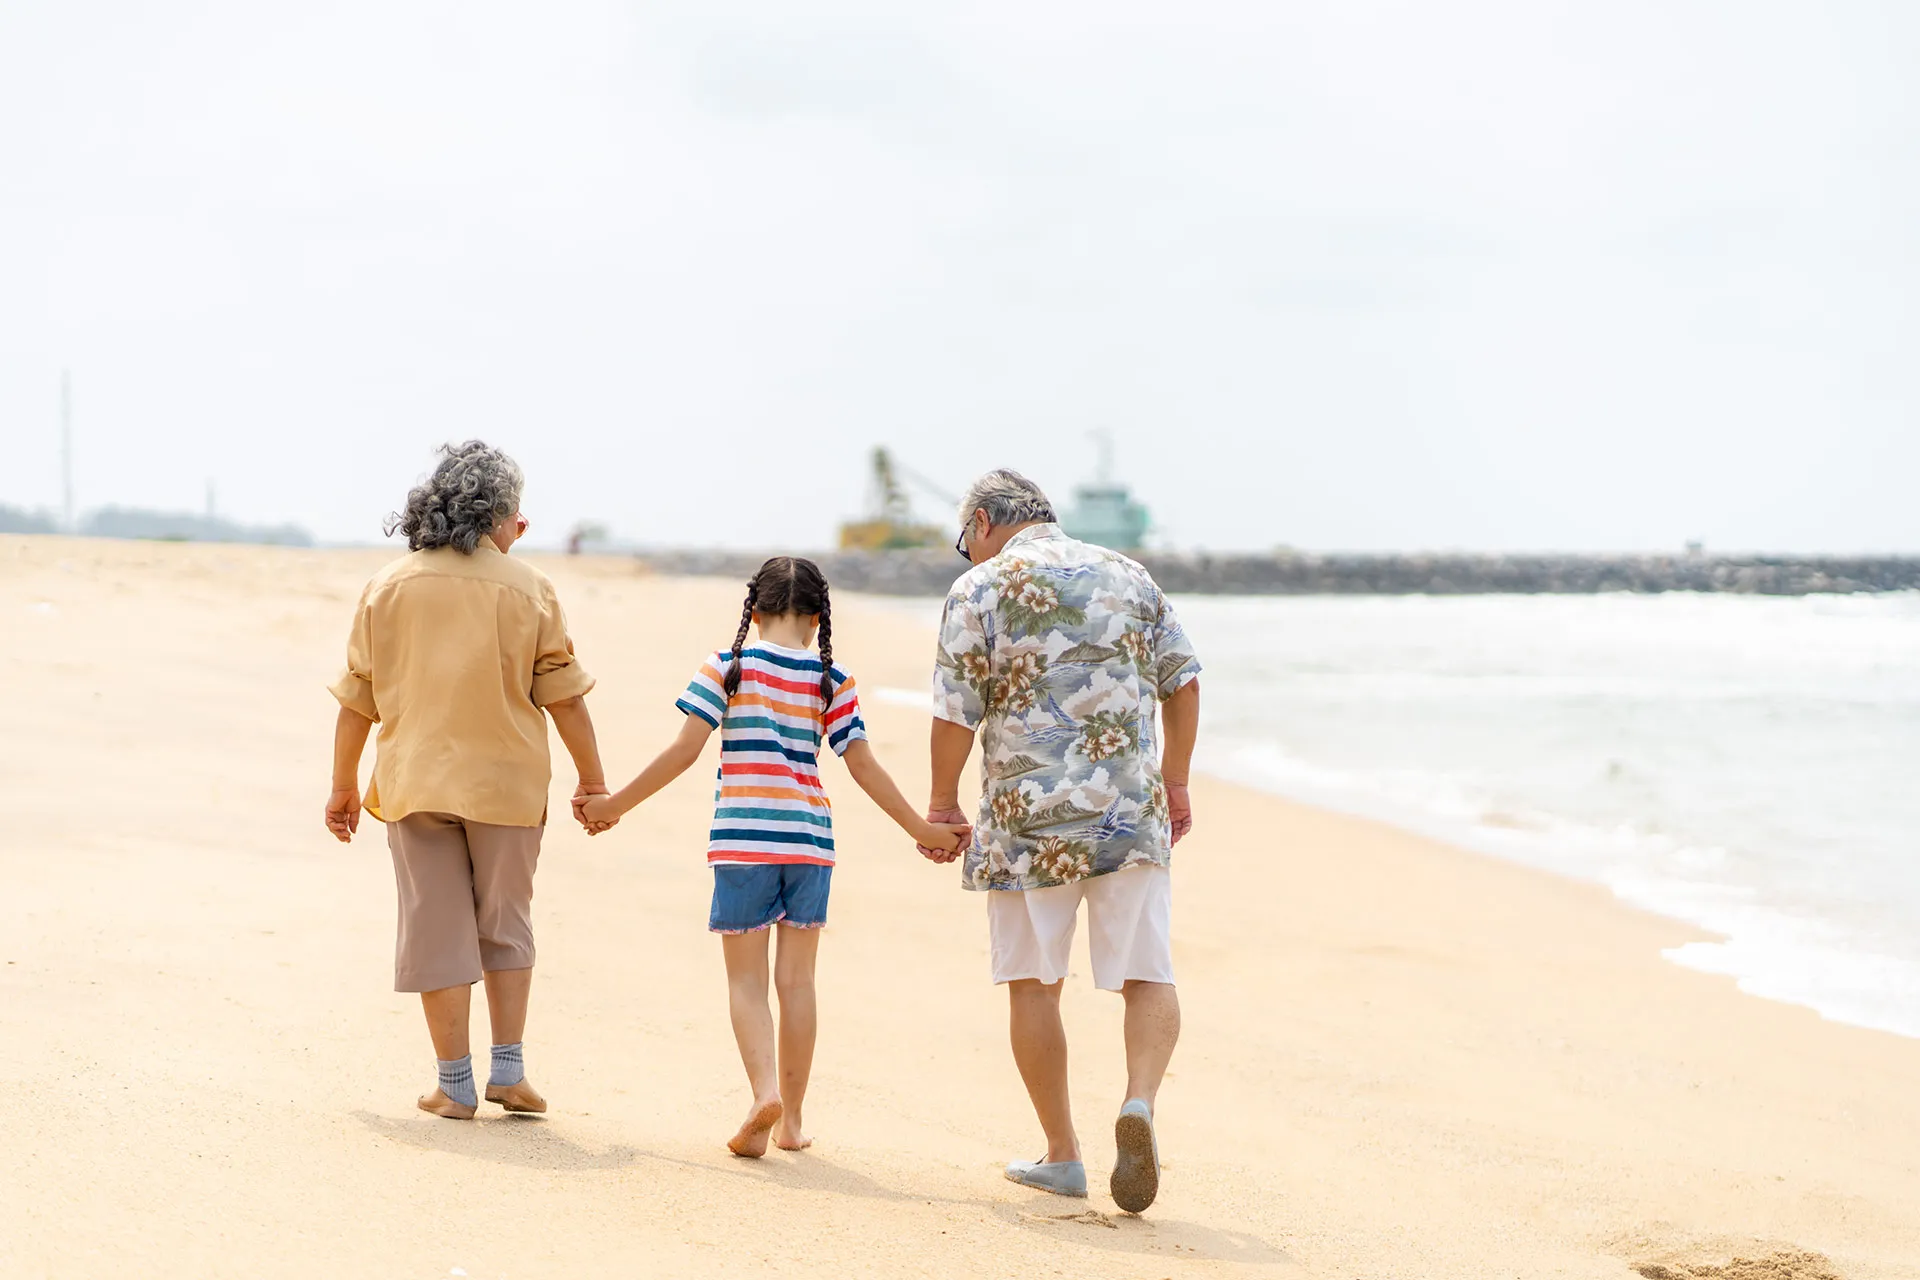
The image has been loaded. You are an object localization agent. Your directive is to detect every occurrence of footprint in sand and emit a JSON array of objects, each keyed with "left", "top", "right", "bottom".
[
  {"left": 1019, "top": 1209, "right": 1118, "bottom": 1230},
  {"left": 1633, "top": 1249, "right": 1845, "bottom": 1280}
]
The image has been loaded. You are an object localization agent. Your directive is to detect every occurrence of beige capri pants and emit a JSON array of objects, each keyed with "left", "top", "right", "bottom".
[{"left": 386, "top": 812, "right": 544, "bottom": 993}]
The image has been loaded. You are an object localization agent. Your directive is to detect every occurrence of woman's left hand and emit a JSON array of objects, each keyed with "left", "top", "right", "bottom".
[
  {"left": 325, "top": 786, "right": 362, "bottom": 842},
  {"left": 576, "top": 793, "right": 621, "bottom": 834},
  {"left": 572, "top": 781, "right": 618, "bottom": 835}
]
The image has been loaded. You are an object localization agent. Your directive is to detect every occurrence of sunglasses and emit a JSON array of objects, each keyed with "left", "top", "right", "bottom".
[{"left": 955, "top": 513, "right": 986, "bottom": 565}]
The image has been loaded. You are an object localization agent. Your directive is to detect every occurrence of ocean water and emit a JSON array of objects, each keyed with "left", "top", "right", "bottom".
[
  {"left": 1173, "top": 592, "right": 1920, "bottom": 1039},
  {"left": 875, "top": 590, "right": 1920, "bottom": 1038}
]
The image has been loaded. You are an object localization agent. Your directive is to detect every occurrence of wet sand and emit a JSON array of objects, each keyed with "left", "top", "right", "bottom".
[{"left": 3, "top": 536, "right": 1918, "bottom": 1279}]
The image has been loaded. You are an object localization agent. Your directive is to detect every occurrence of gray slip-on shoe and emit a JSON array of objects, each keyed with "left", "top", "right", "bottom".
[
  {"left": 1111, "top": 1098, "right": 1160, "bottom": 1213},
  {"left": 1004, "top": 1158, "right": 1088, "bottom": 1198}
]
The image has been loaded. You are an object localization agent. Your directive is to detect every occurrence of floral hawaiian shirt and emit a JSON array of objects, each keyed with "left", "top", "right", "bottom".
[{"left": 933, "top": 524, "right": 1202, "bottom": 892}]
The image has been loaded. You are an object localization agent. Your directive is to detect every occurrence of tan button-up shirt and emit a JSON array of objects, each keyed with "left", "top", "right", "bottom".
[{"left": 329, "top": 543, "right": 594, "bottom": 828}]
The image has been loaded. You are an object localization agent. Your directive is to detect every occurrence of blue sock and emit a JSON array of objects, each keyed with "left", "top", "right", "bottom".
[
  {"left": 489, "top": 1042, "right": 525, "bottom": 1088},
  {"left": 436, "top": 1056, "right": 477, "bottom": 1108}
]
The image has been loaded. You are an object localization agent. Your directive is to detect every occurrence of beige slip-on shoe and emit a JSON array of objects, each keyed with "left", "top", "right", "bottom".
[
  {"left": 485, "top": 1079, "right": 548, "bottom": 1114},
  {"left": 417, "top": 1089, "right": 477, "bottom": 1120}
]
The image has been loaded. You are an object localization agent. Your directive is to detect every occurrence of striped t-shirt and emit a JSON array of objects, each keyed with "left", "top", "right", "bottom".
[{"left": 676, "top": 643, "right": 867, "bottom": 866}]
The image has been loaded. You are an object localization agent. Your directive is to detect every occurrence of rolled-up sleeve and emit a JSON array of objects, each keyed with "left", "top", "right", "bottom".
[
  {"left": 328, "top": 584, "right": 382, "bottom": 722},
  {"left": 529, "top": 581, "right": 595, "bottom": 707},
  {"left": 1149, "top": 589, "right": 1202, "bottom": 700}
]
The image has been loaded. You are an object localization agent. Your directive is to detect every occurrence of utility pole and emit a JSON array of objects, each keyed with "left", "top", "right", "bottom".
[{"left": 61, "top": 370, "right": 74, "bottom": 532}]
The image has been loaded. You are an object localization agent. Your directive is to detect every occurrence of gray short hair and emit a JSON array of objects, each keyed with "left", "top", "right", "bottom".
[
  {"left": 958, "top": 468, "right": 1056, "bottom": 529},
  {"left": 385, "top": 441, "right": 525, "bottom": 554}
]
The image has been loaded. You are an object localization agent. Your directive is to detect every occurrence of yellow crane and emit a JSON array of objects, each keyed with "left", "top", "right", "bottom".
[{"left": 837, "top": 448, "right": 948, "bottom": 551}]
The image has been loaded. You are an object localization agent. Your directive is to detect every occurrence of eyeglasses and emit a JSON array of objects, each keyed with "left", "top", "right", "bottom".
[{"left": 956, "top": 513, "right": 989, "bottom": 565}]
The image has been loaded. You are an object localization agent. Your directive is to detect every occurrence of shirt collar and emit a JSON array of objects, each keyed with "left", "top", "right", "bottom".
[{"left": 1004, "top": 523, "right": 1064, "bottom": 551}]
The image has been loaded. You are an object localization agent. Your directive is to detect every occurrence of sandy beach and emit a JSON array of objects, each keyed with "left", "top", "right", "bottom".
[{"left": 4, "top": 535, "right": 1918, "bottom": 1280}]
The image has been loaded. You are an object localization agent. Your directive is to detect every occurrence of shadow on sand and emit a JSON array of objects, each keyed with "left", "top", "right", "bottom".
[
  {"left": 719, "top": 1151, "right": 1295, "bottom": 1267},
  {"left": 704, "top": 1148, "right": 999, "bottom": 1211},
  {"left": 352, "top": 1109, "right": 644, "bottom": 1172},
  {"left": 988, "top": 1200, "right": 1297, "bottom": 1268},
  {"left": 353, "top": 1112, "right": 1294, "bottom": 1268}
]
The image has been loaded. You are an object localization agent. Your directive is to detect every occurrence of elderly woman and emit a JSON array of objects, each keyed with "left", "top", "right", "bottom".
[{"left": 324, "top": 441, "right": 609, "bottom": 1120}]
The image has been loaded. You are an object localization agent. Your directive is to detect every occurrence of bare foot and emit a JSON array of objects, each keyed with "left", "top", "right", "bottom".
[
  {"left": 727, "top": 1097, "right": 783, "bottom": 1158},
  {"left": 416, "top": 1089, "right": 476, "bottom": 1120},
  {"left": 773, "top": 1118, "right": 813, "bottom": 1151}
]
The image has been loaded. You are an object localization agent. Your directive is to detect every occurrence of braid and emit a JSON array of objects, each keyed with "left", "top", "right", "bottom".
[
  {"left": 815, "top": 591, "right": 835, "bottom": 706},
  {"left": 722, "top": 578, "right": 757, "bottom": 697}
]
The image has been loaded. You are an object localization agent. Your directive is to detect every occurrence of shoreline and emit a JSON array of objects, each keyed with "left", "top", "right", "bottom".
[
  {"left": 5, "top": 536, "right": 1919, "bottom": 1278},
  {"left": 1195, "top": 745, "right": 1920, "bottom": 1046}
]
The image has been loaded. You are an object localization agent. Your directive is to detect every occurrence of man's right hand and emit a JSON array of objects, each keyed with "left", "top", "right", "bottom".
[{"left": 918, "top": 808, "right": 970, "bottom": 862}]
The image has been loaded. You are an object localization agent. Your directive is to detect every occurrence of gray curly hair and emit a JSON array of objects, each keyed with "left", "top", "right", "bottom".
[
  {"left": 385, "top": 440, "right": 525, "bottom": 554},
  {"left": 958, "top": 468, "right": 1056, "bottom": 528}
]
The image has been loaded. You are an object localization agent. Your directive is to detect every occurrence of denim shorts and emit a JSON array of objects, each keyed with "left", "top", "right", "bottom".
[{"left": 709, "top": 863, "right": 833, "bottom": 934}]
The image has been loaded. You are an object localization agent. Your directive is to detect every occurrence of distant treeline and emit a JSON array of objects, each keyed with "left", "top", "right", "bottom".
[
  {"left": 0, "top": 504, "right": 312, "bottom": 547},
  {"left": 636, "top": 547, "right": 1920, "bottom": 597},
  {"left": 0, "top": 505, "right": 59, "bottom": 535}
]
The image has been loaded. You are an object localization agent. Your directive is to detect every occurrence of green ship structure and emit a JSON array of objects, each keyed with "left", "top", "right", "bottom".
[{"left": 1060, "top": 431, "right": 1151, "bottom": 552}]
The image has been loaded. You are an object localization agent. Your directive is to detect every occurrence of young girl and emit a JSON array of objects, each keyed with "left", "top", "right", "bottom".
[{"left": 578, "top": 556, "right": 968, "bottom": 1157}]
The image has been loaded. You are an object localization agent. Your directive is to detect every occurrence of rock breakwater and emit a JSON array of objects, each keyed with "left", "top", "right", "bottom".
[{"left": 634, "top": 549, "right": 1920, "bottom": 597}]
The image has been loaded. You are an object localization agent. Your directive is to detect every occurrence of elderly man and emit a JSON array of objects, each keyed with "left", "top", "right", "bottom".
[
  {"left": 325, "top": 441, "right": 611, "bottom": 1119},
  {"left": 924, "top": 468, "right": 1201, "bottom": 1214}
]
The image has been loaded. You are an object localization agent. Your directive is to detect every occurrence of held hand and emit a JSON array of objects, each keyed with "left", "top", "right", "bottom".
[
  {"left": 577, "top": 792, "right": 623, "bottom": 832},
  {"left": 325, "top": 786, "right": 361, "bottom": 843},
  {"left": 1166, "top": 782, "right": 1193, "bottom": 845},
  {"left": 917, "top": 808, "right": 971, "bottom": 863},
  {"left": 919, "top": 822, "right": 971, "bottom": 854},
  {"left": 572, "top": 780, "right": 616, "bottom": 836}
]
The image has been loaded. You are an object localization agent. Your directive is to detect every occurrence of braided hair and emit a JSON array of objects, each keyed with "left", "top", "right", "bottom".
[
  {"left": 720, "top": 556, "right": 837, "bottom": 706},
  {"left": 721, "top": 578, "right": 758, "bottom": 696}
]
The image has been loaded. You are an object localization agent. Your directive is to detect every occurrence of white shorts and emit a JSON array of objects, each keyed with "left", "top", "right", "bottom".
[{"left": 987, "top": 864, "right": 1175, "bottom": 991}]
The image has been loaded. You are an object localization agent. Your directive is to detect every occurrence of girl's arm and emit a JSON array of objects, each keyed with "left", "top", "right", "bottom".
[
  {"left": 840, "top": 740, "right": 970, "bottom": 851},
  {"left": 577, "top": 714, "right": 715, "bottom": 831}
]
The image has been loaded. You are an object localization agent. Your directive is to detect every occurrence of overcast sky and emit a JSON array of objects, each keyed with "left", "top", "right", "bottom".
[{"left": 2, "top": 1, "right": 1914, "bottom": 552}]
